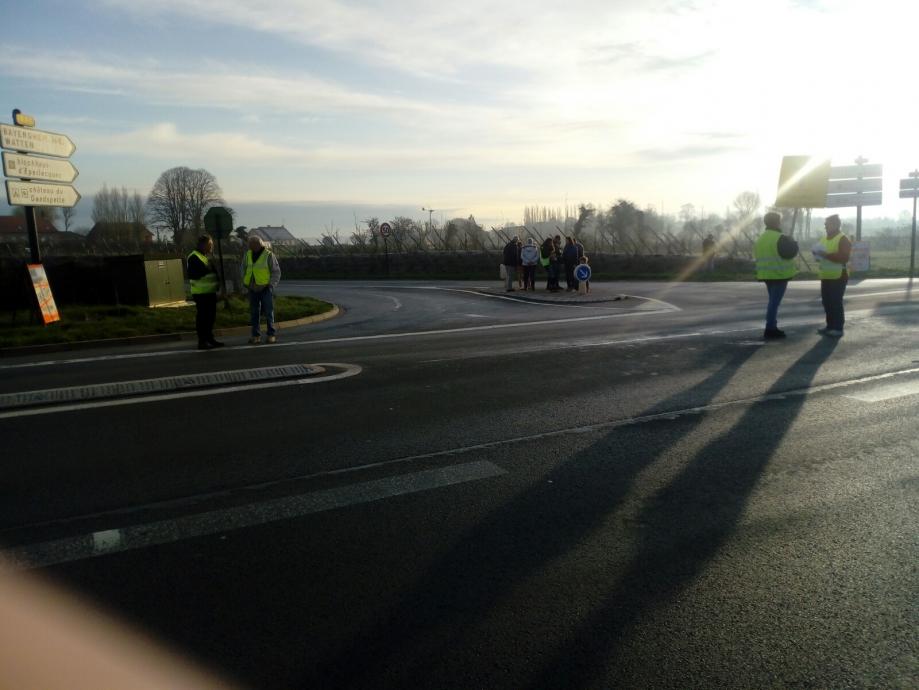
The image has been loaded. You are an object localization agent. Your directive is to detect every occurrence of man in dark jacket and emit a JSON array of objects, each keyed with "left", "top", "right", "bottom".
[
  {"left": 186, "top": 234, "right": 225, "bottom": 350},
  {"left": 502, "top": 236, "right": 521, "bottom": 291}
]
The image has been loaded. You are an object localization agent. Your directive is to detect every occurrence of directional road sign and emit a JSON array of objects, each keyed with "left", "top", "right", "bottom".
[
  {"left": 574, "top": 264, "right": 592, "bottom": 282},
  {"left": 2, "top": 151, "right": 78, "bottom": 183},
  {"left": 826, "top": 177, "right": 882, "bottom": 194},
  {"left": 899, "top": 178, "right": 919, "bottom": 199},
  {"left": 0, "top": 123, "right": 76, "bottom": 158},
  {"left": 776, "top": 156, "right": 830, "bottom": 208},
  {"left": 6, "top": 179, "right": 81, "bottom": 207},
  {"left": 824, "top": 191, "right": 882, "bottom": 208},
  {"left": 828, "top": 164, "right": 883, "bottom": 179}
]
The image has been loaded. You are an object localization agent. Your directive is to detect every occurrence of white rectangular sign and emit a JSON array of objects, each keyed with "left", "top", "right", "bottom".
[
  {"left": 826, "top": 178, "right": 882, "bottom": 194},
  {"left": 2, "top": 152, "right": 78, "bottom": 183},
  {"left": 825, "top": 191, "right": 882, "bottom": 208},
  {"left": 5, "top": 180, "right": 81, "bottom": 207},
  {"left": 0, "top": 123, "right": 76, "bottom": 158},
  {"left": 848, "top": 241, "right": 870, "bottom": 272},
  {"left": 829, "top": 164, "right": 883, "bottom": 180}
]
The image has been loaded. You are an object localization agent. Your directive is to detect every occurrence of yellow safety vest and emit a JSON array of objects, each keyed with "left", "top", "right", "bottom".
[
  {"left": 754, "top": 229, "right": 796, "bottom": 280},
  {"left": 819, "top": 233, "right": 848, "bottom": 279},
  {"left": 187, "top": 251, "right": 219, "bottom": 295},
  {"left": 244, "top": 249, "right": 273, "bottom": 287}
]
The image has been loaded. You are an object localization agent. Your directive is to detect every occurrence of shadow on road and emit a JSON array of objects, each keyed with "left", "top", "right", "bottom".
[
  {"left": 527, "top": 337, "right": 839, "bottom": 688},
  {"left": 319, "top": 343, "right": 790, "bottom": 687}
]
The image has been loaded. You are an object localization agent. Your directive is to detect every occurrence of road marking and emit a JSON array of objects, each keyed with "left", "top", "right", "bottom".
[
  {"left": 331, "top": 363, "right": 919, "bottom": 465},
  {"left": 1, "top": 461, "right": 507, "bottom": 571},
  {"left": 0, "top": 363, "right": 361, "bottom": 419},
  {"left": 0, "top": 364, "right": 322, "bottom": 410},
  {"left": 0, "top": 309, "right": 676, "bottom": 371},
  {"left": 844, "top": 379, "right": 919, "bottom": 403},
  {"left": 388, "top": 296, "right": 402, "bottom": 311}
]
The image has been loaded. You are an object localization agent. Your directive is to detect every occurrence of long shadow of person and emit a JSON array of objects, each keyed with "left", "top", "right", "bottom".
[
  {"left": 317, "top": 343, "right": 767, "bottom": 688},
  {"left": 527, "top": 337, "right": 840, "bottom": 689}
]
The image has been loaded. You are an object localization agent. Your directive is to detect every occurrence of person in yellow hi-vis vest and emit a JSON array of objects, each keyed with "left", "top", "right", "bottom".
[
  {"left": 186, "top": 235, "right": 224, "bottom": 350},
  {"left": 241, "top": 235, "right": 282, "bottom": 344},
  {"left": 812, "top": 214, "right": 851, "bottom": 338},
  {"left": 754, "top": 211, "right": 799, "bottom": 339}
]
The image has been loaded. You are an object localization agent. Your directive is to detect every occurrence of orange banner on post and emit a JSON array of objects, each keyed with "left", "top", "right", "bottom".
[{"left": 26, "top": 263, "right": 60, "bottom": 324}]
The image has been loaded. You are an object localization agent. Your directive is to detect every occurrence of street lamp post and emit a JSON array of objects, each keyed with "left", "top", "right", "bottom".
[{"left": 422, "top": 207, "right": 435, "bottom": 233}]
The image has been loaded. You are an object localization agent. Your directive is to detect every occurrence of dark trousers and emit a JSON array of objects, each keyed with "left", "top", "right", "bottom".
[
  {"left": 821, "top": 276, "right": 848, "bottom": 331},
  {"left": 764, "top": 279, "right": 788, "bottom": 330},
  {"left": 523, "top": 265, "right": 536, "bottom": 289},
  {"left": 564, "top": 261, "right": 577, "bottom": 289},
  {"left": 193, "top": 293, "right": 217, "bottom": 344}
]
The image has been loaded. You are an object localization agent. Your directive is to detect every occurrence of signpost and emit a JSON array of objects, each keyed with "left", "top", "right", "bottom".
[
  {"left": 379, "top": 222, "right": 392, "bottom": 276},
  {"left": 574, "top": 263, "right": 591, "bottom": 295},
  {"left": 1, "top": 109, "right": 79, "bottom": 264},
  {"left": 203, "top": 206, "right": 233, "bottom": 301},
  {"left": 900, "top": 170, "right": 919, "bottom": 278},
  {"left": 2, "top": 108, "right": 79, "bottom": 327},
  {"left": 826, "top": 157, "right": 882, "bottom": 240},
  {"left": 776, "top": 156, "right": 883, "bottom": 240}
]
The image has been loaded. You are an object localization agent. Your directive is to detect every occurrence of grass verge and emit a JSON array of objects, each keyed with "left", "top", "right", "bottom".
[{"left": 0, "top": 294, "right": 333, "bottom": 348}]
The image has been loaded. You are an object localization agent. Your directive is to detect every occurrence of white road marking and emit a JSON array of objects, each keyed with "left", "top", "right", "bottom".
[
  {"left": 0, "top": 363, "right": 362, "bottom": 419},
  {"left": 326, "top": 363, "right": 919, "bottom": 465},
  {"left": 1, "top": 461, "right": 507, "bottom": 571},
  {"left": 844, "top": 379, "right": 919, "bottom": 403},
  {"left": 0, "top": 309, "right": 676, "bottom": 371},
  {"left": 388, "top": 296, "right": 402, "bottom": 311}
]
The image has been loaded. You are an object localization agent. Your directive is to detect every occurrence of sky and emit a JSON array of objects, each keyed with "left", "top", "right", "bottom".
[{"left": 1, "top": 0, "right": 917, "bottom": 236}]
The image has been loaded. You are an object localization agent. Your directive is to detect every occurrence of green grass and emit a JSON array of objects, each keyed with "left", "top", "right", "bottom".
[{"left": 0, "top": 294, "right": 333, "bottom": 348}]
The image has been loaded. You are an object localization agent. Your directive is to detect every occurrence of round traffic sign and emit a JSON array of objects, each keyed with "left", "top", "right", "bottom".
[
  {"left": 379, "top": 222, "right": 392, "bottom": 238},
  {"left": 575, "top": 264, "right": 591, "bottom": 282}
]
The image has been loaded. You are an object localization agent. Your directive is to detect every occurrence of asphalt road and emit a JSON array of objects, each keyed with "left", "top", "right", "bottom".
[{"left": 1, "top": 278, "right": 917, "bottom": 689}]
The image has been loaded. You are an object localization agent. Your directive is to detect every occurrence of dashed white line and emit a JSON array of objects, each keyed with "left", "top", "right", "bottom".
[{"left": 2, "top": 460, "right": 507, "bottom": 571}]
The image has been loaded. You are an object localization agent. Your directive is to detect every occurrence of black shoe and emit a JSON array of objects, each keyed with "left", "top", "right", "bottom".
[
  {"left": 208, "top": 340, "right": 225, "bottom": 348},
  {"left": 198, "top": 341, "right": 215, "bottom": 350},
  {"left": 763, "top": 328, "right": 786, "bottom": 339}
]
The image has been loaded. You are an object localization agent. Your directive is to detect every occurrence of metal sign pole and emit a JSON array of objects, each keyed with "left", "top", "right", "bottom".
[
  {"left": 911, "top": 193, "right": 917, "bottom": 279},
  {"left": 24, "top": 205, "right": 40, "bottom": 263}
]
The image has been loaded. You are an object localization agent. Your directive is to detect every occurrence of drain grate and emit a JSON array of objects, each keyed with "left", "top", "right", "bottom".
[{"left": 0, "top": 364, "right": 320, "bottom": 410}]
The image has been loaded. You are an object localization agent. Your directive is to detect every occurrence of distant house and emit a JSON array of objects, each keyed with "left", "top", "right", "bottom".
[
  {"left": 86, "top": 222, "right": 154, "bottom": 246},
  {"left": 247, "top": 225, "right": 300, "bottom": 248},
  {"left": 0, "top": 215, "right": 60, "bottom": 237}
]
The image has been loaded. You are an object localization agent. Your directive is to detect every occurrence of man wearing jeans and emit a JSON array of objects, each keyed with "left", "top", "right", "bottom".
[
  {"left": 753, "top": 212, "right": 798, "bottom": 339},
  {"left": 241, "top": 235, "right": 282, "bottom": 344}
]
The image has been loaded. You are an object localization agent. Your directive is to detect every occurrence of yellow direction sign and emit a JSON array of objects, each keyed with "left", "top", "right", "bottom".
[
  {"left": 776, "top": 156, "right": 831, "bottom": 208},
  {"left": 2, "top": 151, "right": 78, "bottom": 183},
  {"left": 6, "top": 179, "right": 81, "bottom": 207},
  {"left": 0, "top": 123, "right": 76, "bottom": 158}
]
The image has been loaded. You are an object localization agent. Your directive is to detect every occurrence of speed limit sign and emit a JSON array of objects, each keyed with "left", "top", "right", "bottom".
[{"left": 379, "top": 222, "right": 392, "bottom": 238}]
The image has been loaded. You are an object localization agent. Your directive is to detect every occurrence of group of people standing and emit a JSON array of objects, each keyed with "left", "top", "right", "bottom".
[
  {"left": 503, "top": 234, "right": 590, "bottom": 293},
  {"left": 755, "top": 211, "right": 851, "bottom": 339},
  {"left": 187, "top": 234, "right": 282, "bottom": 350}
]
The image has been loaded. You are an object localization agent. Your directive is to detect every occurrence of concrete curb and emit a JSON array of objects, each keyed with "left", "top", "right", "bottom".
[{"left": 0, "top": 305, "right": 341, "bottom": 357}]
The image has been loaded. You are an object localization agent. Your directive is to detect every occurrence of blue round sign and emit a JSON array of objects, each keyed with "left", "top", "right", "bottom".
[{"left": 575, "top": 264, "right": 591, "bottom": 282}]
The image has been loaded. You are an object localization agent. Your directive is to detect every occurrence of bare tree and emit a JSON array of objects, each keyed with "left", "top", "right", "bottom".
[
  {"left": 146, "top": 166, "right": 223, "bottom": 246},
  {"left": 60, "top": 204, "right": 77, "bottom": 232}
]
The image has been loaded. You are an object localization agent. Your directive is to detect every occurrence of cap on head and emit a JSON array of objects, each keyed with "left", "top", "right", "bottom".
[{"left": 763, "top": 212, "right": 782, "bottom": 230}]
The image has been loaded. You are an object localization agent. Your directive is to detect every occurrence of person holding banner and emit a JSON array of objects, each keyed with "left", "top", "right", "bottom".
[{"left": 812, "top": 214, "right": 851, "bottom": 338}]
